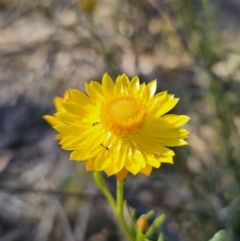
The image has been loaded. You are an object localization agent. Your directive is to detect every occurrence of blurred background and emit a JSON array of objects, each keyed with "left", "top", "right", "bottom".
[{"left": 0, "top": 0, "right": 240, "bottom": 240}]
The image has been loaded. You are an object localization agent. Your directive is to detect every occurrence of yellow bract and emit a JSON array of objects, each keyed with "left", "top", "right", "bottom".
[
  {"left": 136, "top": 217, "right": 148, "bottom": 232},
  {"left": 43, "top": 73, "right": 190, "bottom": 181}
]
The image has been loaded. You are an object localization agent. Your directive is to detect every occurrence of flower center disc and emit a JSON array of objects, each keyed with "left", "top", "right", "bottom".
[{"left": 101, "top": 96, "right": 146, "bottom": 136}]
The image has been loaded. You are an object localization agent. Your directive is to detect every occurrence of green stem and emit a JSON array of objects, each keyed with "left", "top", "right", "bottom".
[
  {"left": 93, "top": 171, "right": 135, "bottom": 241},
  {"left": 117, "top": 179, "right": 124, "bottom": 212},
  {"left": 93, "top": 171, "right": 116, "bottom": 211},
  {"left": 116, "top": 179, "right": 135, "bottom": 241}
]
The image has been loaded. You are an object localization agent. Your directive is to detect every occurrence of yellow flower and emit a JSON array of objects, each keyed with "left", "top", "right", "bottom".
[
  {"left": 43, "top": 90, "right": 71, "bottom": 140},
  {"left": 136, "top": 216, "right": 148, "bottom": 232},
  {"left": 44, "top": 73, "right": 190, "bottom": 181},
  {"left": 77, "top": 0, "right": 97, "bottom": 13}
]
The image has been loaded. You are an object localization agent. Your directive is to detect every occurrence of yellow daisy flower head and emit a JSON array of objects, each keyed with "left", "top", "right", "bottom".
[{"left": 43, "top": 73, "right": 190, "bottom": 181}]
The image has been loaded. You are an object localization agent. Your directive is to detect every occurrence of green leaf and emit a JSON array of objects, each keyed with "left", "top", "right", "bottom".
[
  {"left": 209, "top": 230, "right": 226, "bottom": 241},
  {"left": 145, "top": 214, "right": 165, "bottom": 239},
  {"left": 144, "top": 210, "right": 155, "bottom": 220},
  {"left": 136, "top": 230, "right": 145, "bottom": 241},
  {"left": 157, "top": 233, "right": 164, "bottom": 241},
  {"left": 123, "top": 200, "right": 137, "bottom": 236}
]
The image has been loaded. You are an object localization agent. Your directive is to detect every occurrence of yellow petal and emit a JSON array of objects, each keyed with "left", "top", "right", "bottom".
[
  {"left": 62, "top": 102, "right": 82, "bottom": 115},
  {"left": 105, "top": 164, "right": 120, "bottom": 176},
  {"left": 59, "top": 135, "right": 76, "bottom": 145},
  {"left": 55, "top": 133, "right": 65, "bottom": 140},
  {"left": 130, "top": 132, "right": 175, "bottom": 156},
  {"left": 159, "top": 139, "right": 188, "bottom": 146},
  {"left": 130, "top": 76, "right": 140, "bottom": 91},
  {"left": 152, "top": 91, "right": 168, "bottom": 102},
  {"left": 147, "top": 80, "right": 157, "bottom": 97},
  {"left": 69, "top": 89, "right": 93, "bottom": 106},
  {"left": 146, "top": 154, "right": 161, "bottom": 168},
  {"left": 158, "top": 156, "right": 173, "bottom": 164},
  {"left": 85, "top": 82, "right": 106, "bottom": 103},
  {"left": 155, "top": 98, "right": 179, "bottom": 117},
  {"left": 146, "top": 114, "right": 190, "bottom": 132},
  {"left": 89, "top": 81, "right": 105, "bottom": 102},
  {"left": 140, "top": 164, "right": 152, "bottom": 176},
  {"left": 54, "top": 97, "right": 64, "bottom": 112},
  {"left": 102, "top": 73, "right": 115, "bottom": 96},
  {"left": 132, "top": 150, "right": 146, "bottom": 168},
  {"left": 161, "top": 115, "right": 190, "bottom": 127},
  {"left": 140, "top": 121, "right": 189, "bottom": 139},
  {"left": 95, "top": 151, "right": 112, "bottom": 171},
  {"left": 116, "top": 74, "right": 129, "bottom": 92},
  {"left": 43, "top": 115, "right": 62, "bottom": 126},
  {"left": 70, "top": 150, "right": 82, "bottom": 160},
  {"left": 55, "top": 111, "right": 81, "bottom": 124},
  {"left": 114, "top": 145, "right": 128, "bottom": 171},
  {"left": 139, "top": 83, "right": 150, "bottom": 103},
  {"left": 70, "top": 147, "right": 101, "bottom": 160},
  {"left": 156, "top": 129, "right": 189, "bottom": 138},
  {"left": 54, "top": 124, "right": 83, "bottom": 135},
  {"left": 126, "top": 162, "right": 141, "bottom": 175},
  {"left": 62, "top": 128, "right": 102, "bottom": 149}
]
